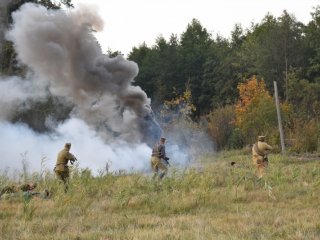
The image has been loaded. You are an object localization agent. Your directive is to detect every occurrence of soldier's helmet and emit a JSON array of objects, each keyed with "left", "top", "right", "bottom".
[
  {"left": 258, "top": 136, "right": 266, "bottom": 141},
  {"left": 160, "top": 137, "right": 166, "bottom": 142}
]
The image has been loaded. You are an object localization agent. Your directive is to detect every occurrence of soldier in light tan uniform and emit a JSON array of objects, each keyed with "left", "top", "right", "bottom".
[
  {"left": 252, "top": 136, "right": 272, "bottom": 178},
  {"left": 54, "top": 143, "right": 77, "bottom": 192},
  {"left": 151, "top": 137, "right": 170, "bottom": 180}
]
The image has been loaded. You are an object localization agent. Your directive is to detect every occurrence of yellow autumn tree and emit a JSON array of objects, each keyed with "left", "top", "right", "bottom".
[
  {"left": 235, "top": 76, "right": 278, "bottom": 143},
  {"left": 160, "top": 85, "right": 196, "bottom": 126},
  {"left": 235, "top": 76, "right": 272, "bottom": 125}
]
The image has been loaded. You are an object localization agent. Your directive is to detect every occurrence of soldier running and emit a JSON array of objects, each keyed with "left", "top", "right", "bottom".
[{"left": 151, "top": 137, "right": 170, "bottom": 180}]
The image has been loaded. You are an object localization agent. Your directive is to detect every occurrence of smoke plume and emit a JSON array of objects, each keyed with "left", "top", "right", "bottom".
[
  {"left": 0, "top": 2, "right": 162, "bottom": 176},
  {"left": 0, "top": 3, "right": 213, "bottom": 177},
  {"left": 5, "top": 3, "right": 160, "bottom": 143}
]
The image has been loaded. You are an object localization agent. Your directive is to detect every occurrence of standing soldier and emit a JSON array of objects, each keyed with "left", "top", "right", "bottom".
[
  {"left": 151, "top": 137, "right": 170, "bottom": 180},
  {"left": 54, "top": 143, "right": 77, "bottom": 192},
  {"left": 252, "top": 136, "right": 272, "bottom": 179}
]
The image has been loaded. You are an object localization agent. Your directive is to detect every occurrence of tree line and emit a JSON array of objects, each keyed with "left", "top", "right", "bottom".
[{"left": 127, "top": 9, "right": 320, "bottom": 152}]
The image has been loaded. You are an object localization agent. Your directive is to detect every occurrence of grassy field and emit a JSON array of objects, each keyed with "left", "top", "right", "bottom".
[{"left": 1, "top": 150, "right": 320, "bottom": 240}]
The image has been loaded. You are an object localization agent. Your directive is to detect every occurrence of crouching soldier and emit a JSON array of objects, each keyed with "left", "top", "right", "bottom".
[
  {"left": 54, "top": 142, "right": 77, "bottom": 192},
  {"left": 252, "top": 136, "right": 272, "bottom": 179},
  {"left": 151, "top": 137, "right": 170, "bottom": 180}
]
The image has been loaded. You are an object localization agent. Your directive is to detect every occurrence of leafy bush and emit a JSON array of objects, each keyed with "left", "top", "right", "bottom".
[
  {"left": 287, "top": 118, "right": 319, "bottom": 153},
  {"left": 206, "top": 105, "right": 242, "bottom": 150}
]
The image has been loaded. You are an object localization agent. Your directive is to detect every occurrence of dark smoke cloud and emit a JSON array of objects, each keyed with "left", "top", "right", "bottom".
[
  {"left": 0, "top": 2, "right": 164, "bottom": 176},
  {"left": 5, "top": 3, "right": 159, "bottom": 143},
  {"left": 0, "top": 2, "right": 212, "bottom": 176}
]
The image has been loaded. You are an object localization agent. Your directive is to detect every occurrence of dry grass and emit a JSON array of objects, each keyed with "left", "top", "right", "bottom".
[{"left": 1, "top": 151, "right": 320, "bottom": 240}]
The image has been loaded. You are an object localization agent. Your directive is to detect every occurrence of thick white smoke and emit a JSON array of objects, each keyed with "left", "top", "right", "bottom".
[
  {"left": 0, "top": 118, "right": 151, "bottom": 176},
  {"left": 0, "top": 3, "right": 159, "bottom": 176},
  {"left": 0, "top": 2, "right": 213, "bottom": 177},
  {"left": 5, "top": 3, "right": 156, "bottom": 142}
]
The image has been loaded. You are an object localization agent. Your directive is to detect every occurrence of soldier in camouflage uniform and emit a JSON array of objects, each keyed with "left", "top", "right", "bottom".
[
  {"left": 252, "top": 136, "right": 272, "bottom": 179},
  {"left": 54, "top": 143, "right": 77, "bottom": 192},
  {"left": 151, "top": 137, "right": 170, "bottom": 180}
]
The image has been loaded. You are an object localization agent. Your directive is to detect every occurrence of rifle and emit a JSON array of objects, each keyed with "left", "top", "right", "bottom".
[
  {"left": 164, "top": 157, "right": 171, "bottom": 166},
  {"left": 70, "top": 157, "right": 77, "bottom": 165}
]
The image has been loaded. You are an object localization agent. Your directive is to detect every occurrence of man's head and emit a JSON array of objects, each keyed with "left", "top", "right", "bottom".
[
  {"left": 28, "top": 182, "right": 37, "bottom": 190},
  {"left": 160, "top": 137, "right": 166, "bottom": 144},
  {"left": 258, "top": 136, "right": 266, "bottom": 142},
  {"left": 65, "top": 142, "right": 71, "bottom": 149}
]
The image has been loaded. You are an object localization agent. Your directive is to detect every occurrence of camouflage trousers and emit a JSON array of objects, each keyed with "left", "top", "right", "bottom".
[{"left": 151, "top": 156, "right": 168, "bottom": 179}]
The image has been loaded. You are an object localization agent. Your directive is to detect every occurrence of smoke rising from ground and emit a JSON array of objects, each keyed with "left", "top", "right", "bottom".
[
  {"left": 0, "top": 2, "right": 161, "bottom": 175},
  {"left": 5, "top": 3, "right": 156, "bottom": 142},
  {"left": 0, "top": 2, "right": 213, "bottom": 176},
  {"left": 0, "top": 119, "right": 151, "bottom": 176}
]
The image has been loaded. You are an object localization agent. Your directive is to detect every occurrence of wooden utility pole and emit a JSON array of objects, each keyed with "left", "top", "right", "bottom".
[{"left": 273, "top": 81, "right": 285, "bottom": 153}]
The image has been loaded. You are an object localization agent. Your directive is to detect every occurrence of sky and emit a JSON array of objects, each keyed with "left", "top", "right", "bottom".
[{"left": 72, "top": 0, "right": 319, "bottom": 56}]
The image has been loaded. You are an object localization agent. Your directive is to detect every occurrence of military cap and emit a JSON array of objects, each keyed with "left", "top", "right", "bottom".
[{"left": 258, "top": 136, "right": 266, "bottom": 141}]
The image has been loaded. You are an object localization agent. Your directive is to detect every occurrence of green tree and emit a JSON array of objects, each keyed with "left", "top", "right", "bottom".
[
  {"left": 179, "top": 19, "right": 212, "bottom": 115},
  {"left": 287, "top": 70, "right": 320, "bottom": 120},
  {"left": 128, "top": 35, "right": 182, "bottom": 108},
  {"left": 153, "top": 35, "right": 182, "bottom": 104},
  {"left": 201, "top": 24, "right": 247, "bottom": 111},
  {"left": 304, "top": 6, "right": 320, "bottom": 83},
  {"left": 240, "top": 12, "right": 305, "bottom": 100},
  {"left": 128, "top": 43, "right": 159, "bottom": 103}
]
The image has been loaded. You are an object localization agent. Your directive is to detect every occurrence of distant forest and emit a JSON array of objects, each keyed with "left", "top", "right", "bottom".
[
  {"left": 126, "top": 7, "right": 320, "bottom": 152},
  {"left": 1, "top": 0, "right": 320, "bottom": 152}
]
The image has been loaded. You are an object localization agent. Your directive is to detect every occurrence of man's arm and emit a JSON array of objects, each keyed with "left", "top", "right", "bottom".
[{"left": 264, "top": 143, "right": 273, "bottom": 151}]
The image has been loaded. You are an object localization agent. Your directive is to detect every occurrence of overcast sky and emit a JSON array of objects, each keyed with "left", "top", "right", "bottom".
[{"left": 73, "top": 0, "right": 318, "bottom": 56}]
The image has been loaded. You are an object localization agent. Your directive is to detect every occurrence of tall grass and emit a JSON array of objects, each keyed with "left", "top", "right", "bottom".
[{"left": 0, "top": 151, "right": 320, "bottom": 239}]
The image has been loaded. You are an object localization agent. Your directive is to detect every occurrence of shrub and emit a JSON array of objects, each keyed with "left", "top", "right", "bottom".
[
  {"left": 206, "top": 105, "right": 240, "bottom": 150},
  {"left": 286, "top": 118, "right": 319, "bottom": 153}
]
